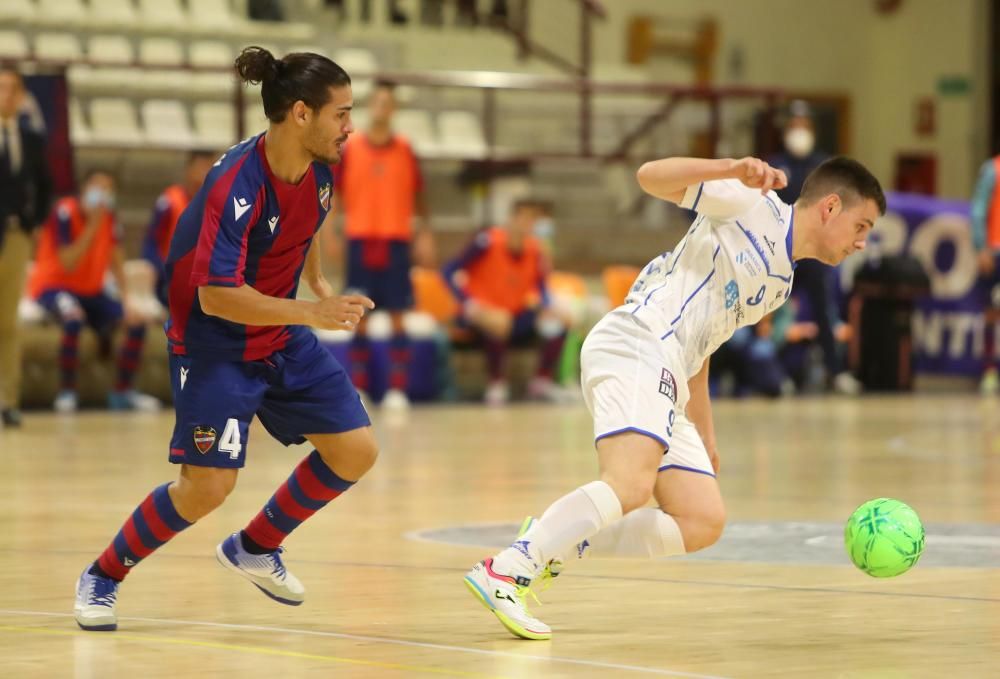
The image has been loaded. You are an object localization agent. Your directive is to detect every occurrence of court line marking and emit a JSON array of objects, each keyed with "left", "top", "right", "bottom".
[
  {"left": 0, "top": 611, "right": 730, "bottom": 679},
  {"left": 13, "top": 547, "right": 1000, "bottom": 603},
  {"left": 0, "top": 624, "right": 503, "bottom": 679}
]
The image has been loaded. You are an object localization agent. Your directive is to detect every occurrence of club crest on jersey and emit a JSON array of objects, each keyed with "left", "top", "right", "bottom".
[
  {"left": 193, "top": 425, "right": 217, "bottom": 454},
  {"left": 658, "top": 368, "right": 677, "bottom": 403},
  {"left": 318, "top": 182, "right": 332, "bottom": 211},
  {"left": 724, "top": 280, "right": 739, "bottom": 309}
]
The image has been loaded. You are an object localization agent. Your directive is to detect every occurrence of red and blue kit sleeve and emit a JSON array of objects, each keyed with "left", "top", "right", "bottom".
[{"left": 189, "top": 168, "right": 263, "bottom": 288}]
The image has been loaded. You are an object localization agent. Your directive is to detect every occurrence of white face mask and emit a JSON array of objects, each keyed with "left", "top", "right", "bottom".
[{"left": 784, "top": 127, "right": 815, "bottom": 158}]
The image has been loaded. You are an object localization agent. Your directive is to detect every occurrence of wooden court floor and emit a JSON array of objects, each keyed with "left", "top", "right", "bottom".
[{"left": 0, "top": 395, "right": 998, "bottom": 678}]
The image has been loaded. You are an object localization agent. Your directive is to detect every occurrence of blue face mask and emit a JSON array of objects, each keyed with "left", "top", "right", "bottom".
[
  {"left": 534, "top": 217, "right": 554, "bottom": 240},
  {"left": 83, "top": 187, "right": 114, "bottom": 210}
]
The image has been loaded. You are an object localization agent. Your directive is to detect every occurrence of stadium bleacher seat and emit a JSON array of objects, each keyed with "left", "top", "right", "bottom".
[
  {"left": 89, "top": 0, "right": 138, "bottom": 30},
  {"left": 0, "top": 31, "right": 30, "bottom": 59},
  {"left": 393, "top": 109, "right": 439, "bottom": 156},
  {"left": 193, "top": 101, "right": 236, "bottom": 148},
  {"left": 142, "top": 99, "right": 194, "bottom": 148},
  {"left": 89, "top": 97, "right": 144, "bottom": 146},
  {"left": 437, "top": 110, "right": 487, "bottom": 158}
]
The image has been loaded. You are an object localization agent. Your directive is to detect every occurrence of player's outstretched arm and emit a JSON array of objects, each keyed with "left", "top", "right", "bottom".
[
  {"left": 636, "top": 157, "right": 788, "bottom": 204},
  {"left": 199, "top": 284, "right": 374, "bottom": 331}
]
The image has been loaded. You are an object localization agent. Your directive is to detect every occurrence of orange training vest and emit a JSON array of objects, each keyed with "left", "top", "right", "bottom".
[
  {"left": 464, "top": 227, "right": 545, "bottom": 313},
  {"left": 28, "top": 197, "right": 117, "bottom": 298},
  {"left": 339, "top": 132, "right": 419, "bottom": 241}
]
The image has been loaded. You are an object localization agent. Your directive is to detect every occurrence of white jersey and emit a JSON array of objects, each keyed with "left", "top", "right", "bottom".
[{"left": 626, "top": 178, "right": 796, "bottom": 379}]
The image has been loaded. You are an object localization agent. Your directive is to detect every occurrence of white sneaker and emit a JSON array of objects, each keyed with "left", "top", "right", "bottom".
[
  {"left": 464, "top": 558, "right": 551, "bottom": 640},
  {"left": 108, "top": 390, "right": 161, "bottom": 412},
  {"left": 381, "top": 388, "right": 410, "bottom": 411},
  {"left": 74, "top": 566, "right": 119, "bottom": 631},
  {"left": 832, "top": 372, "right": 862, "bottom": 396},
  {"left": 484, "top": 380, "right": 509, "bottom": 406},
  {"left": 54, "top": 390, "right": 78, "bottom": 413},
  {"left": 216, "top": 533, "right": 305, "bottom": 606},
  {"left": 981, "top": 368, "right": 999, "bottom": 396},
  {"left": 527, "top": 377, "right": 574, "bottom": 403}
]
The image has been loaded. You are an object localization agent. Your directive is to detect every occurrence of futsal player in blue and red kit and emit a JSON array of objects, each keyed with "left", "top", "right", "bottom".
[{"left": 74, "top": 47, "right": 378, "bottom": 631}]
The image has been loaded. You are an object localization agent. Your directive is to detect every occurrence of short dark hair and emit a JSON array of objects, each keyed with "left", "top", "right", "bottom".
[
  {"left": 82, "top": 168, "right": 115, "bottom": 185},
  {"left": 512, "top": 197, "right": 552, "bottom": 214},
  {"left": 187, "top": 149, "right": 217, "bottom": 164},
  {"left": 235, "top": 46, "right": 351, "bottom": 123},
  {"left": 799, "top": 156, "right": 886, "bottom": 215},
  {"left": 373, "top": 79, "right": 397, "bottom": 93},
  {"left": 0, "top": 62, "right": 23, "bottom": 85}
]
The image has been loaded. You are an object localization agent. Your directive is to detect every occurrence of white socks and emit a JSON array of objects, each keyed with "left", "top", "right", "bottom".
[
  {"left": 581, "top": 507, "right": 687, "bottom": 559},
  {"left": 494, "top": 480, "right": 623, "bottom": 576}
]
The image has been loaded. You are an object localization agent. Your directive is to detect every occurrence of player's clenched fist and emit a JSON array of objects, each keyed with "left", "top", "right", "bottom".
[
  {"left": 310, "top": 294, "right": 375, "bottom": 330},
  {"left": 729, "top": 157, "right": 788, "bottom": 195}
]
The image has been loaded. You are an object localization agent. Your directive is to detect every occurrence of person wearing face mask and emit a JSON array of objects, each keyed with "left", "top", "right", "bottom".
[
  {"left": 767, "top": 101, "right": 859, "bottom": 394},
  {"left": 0, "top": 64, "right": 52, "bottom": 428},
  {"left": 442, "top": 198, "right": 568, "bottom": 405},
  {"left": 27, "top": 170, "right": 159, "bottom": 413}
]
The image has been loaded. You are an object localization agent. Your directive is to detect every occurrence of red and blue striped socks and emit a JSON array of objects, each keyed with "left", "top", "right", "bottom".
[
  {"left": 93, "top": 483, "right": 192, "bottom": 581},
  {"left": 242, "top": 450, "right": 355, "bottom": 553}
]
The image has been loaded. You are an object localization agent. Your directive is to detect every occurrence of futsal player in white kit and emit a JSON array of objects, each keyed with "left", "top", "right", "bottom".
[{"left": 464, "top": 155, "right": 886, "bottom": 640}]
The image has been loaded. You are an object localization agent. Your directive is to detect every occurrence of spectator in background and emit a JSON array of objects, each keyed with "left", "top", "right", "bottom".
[
  {"left": 27, "top": 170, "right": 158, "bottom": 413},
  {"left": 330, "top": 80, "right": 433, "bottom": 410},
  {"left": 768, "top": 100, "right": 859, "bottom": 395},
  {"left": 142, "top": 150, "right": 216, "bottom": 306},
  {"left": 969, "top": 154, "right": 1000, "bottom": 394},
  {"left": 443, "top": 198, "right": 568, "bottom": 406},
  {"left": 0, "top": 64, "right": 52, "bottom": 427}
]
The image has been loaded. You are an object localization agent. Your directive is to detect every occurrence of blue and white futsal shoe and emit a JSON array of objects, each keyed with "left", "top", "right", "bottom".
[
  {"left": 74, "top": 566, "right": 119, "bottom": 631},
  {"left": 216, "top": 533, "right": 305, "bottom": 606}
]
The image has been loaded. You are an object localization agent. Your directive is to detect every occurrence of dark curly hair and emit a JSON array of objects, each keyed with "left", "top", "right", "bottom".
[{"left": 235, "top": 46, "right": 351, "bottom": 123}]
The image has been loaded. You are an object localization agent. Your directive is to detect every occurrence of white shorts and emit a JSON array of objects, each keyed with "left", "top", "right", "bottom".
[{"left": 580, "top": 309, "right": 715, "bottom": 477}]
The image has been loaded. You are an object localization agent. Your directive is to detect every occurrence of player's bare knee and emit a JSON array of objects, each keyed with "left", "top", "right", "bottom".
[
  {"left": 315, "top": 436, "right": 378, "bottom": 480},
  {"left": 603, "top": 473, "right": 655, "bottom": 514},
  {"left": 174, "top": 468, "right": 237, "bottom": 519},
  {"left": 676, "top": 505, "right": 726, "bottom": 552}
]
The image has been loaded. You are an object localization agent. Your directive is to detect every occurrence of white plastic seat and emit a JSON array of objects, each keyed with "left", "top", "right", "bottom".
[
  {"left": 89, "top": 98, "right": 144, "bottom": 146},
  {"left": 33, "top": 33, "right": 83, "bottom": 61},
  {"left": 142, "top": 99, "right": 194, "bottom": 148},
  {"left": 189, "top": 41, "right": 236, "bottom": 94},
  {"left": 332, "top": 47, "right": 377, "bottom": 101},
  {"left": 437, "top": 110, "right": 487, "bottom": 158},
  {"left": 88, "top": 0, "right": 137, "bottom": 29},
  {"left": 139, "top": 37, "right": 184, "bottom": 66},
  {"left": 137, "top": 0, "right": 187, "bottom": 30},
  {"left": 35, "top": 0, "right": 88, "bottom": 27},
  {"left": 71, "top": 35, "right": 136, "bottom": 91},
  {"left": 188, "top": 0, "right": 242, "bottom": 36},
  {"left": 193, "top": 102, "right": 235, "bottom": 148},
  {"left": 0, "top": 31, "right": 30, "bottom": 59},
  {"left": 68, "top": 97, "right": 92, "bottom": 145},
  {"left": 393, "top": 110, "right": 438, "bottom": 157},
  {"left": 243, "top": 103, "right": 270, "bottom": 136},
  {"left": 0, "top": 0, "right": 37, "bottom": 25}
]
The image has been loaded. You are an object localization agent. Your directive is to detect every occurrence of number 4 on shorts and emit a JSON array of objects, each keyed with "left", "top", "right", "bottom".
[{"left": 219, "top": 418, "right": 242, "bottom": 460}]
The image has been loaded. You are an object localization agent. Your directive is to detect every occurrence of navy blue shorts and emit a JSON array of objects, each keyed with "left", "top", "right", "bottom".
[
  {"left": 455, "top": 308, "right": 539, "bottom": 346},
  {"left": 345, "top": 239, "right": 414, "bottom": 311},
  {"left": 36, "top": 290, "right": 122, "bottom": 334},
  {"left": 167, "top": 330, "right": 370, "bottom": 468}
]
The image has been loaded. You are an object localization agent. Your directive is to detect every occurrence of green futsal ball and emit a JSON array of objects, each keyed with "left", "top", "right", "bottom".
[{"left": 844, "top": 498, "right": 925, "bottom": 577}]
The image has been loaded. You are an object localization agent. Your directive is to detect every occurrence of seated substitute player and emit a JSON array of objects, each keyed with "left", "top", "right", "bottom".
[
  {"left": 464, "top": 155, "right": 885, "bottom": 639},
  {"left": 28, "top": 170, "right": 158, "bottom": 412},
  {"left": 442, "top": 198, "right": 568, "bottom": 405},
  {"left": 73, "top": 47, "right": 377, "bottom": 632},
  {"left": 142, "top": 150, "right": 217, "bottom": 306}
]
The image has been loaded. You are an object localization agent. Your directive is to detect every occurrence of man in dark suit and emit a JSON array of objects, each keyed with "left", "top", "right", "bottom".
[{"left": 0, "top": 64, "right": 53, "bottom": 427}]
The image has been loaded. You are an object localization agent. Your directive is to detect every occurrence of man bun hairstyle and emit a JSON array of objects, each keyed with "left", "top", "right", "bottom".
[
  {"left": 799, "top": 156, "right": 887, "bottom": 216},
  {"left": 235, "top": 46, "right": 351, "bottom": 123}
]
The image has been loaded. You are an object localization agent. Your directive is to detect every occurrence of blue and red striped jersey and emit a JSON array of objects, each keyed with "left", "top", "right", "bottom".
[{"left": 164, "top": 134, "right": 334, "bottom": 361}]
